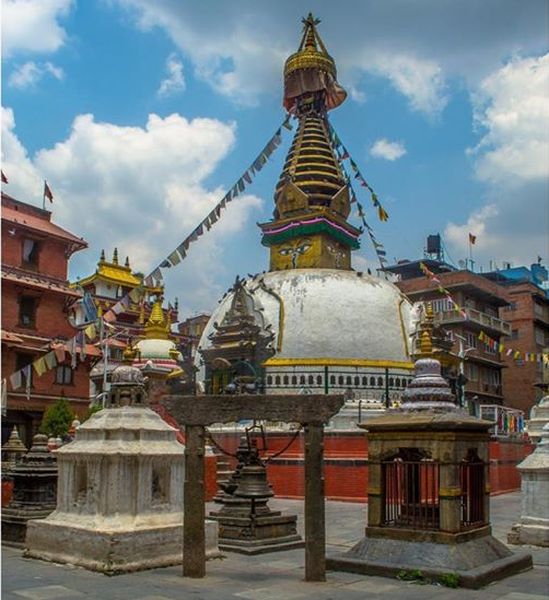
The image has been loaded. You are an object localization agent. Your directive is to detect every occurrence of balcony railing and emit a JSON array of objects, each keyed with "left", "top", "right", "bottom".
[{"left": 434, "top": 308, "right": 511, "bottom": 336}]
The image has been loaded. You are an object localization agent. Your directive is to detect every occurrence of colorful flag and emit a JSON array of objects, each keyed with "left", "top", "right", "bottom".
[
  {"left": 33, "top": 357, "right": 47, "bottom": 377},
  {"left": 44, "top": 181, "right": 54, "bottom": 203},
  {"left": 159, "top": 259, "right": 171, "bottom": 269},
  {"left": 44, "top": 351, "right": 57, "bottom": 370},
  {"left": 469, "top": 233, "right": 477, "bottom": 245},
  {"left": 84, "top": 324, "right": 97, "bottom": 341},
  {"left": 168, "top": 250, "right": 181, "bottom": 266},
  {"left": 243, "top": 171, "right": 252, "bottom": 185}
]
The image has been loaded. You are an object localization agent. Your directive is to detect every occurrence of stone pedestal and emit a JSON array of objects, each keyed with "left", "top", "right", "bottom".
[
  {"left": 327, "top": 356, "right": 532, "bottom": 589},
  {"left": 508, "top": 423, "right": 549, "bottom": 547},
  {"left": 2, "top": 434, "right": 57, "bottom": 546},
  {"left": 25, "top": 364, "right": 219, "bottom": 573}
]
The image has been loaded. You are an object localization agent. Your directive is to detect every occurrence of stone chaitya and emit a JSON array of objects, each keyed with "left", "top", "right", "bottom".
[
  {"left": 326, "top": 326, "right": 533, "bottom": 588},
  {"left": 508, "top": 422, "right": 549, "bottom": 547},
  {"left": 2, "top": 434, "right": 57, "bottom": 546},
  {"left": 25, "top": 361, "right": 219, "bottom": 573}
]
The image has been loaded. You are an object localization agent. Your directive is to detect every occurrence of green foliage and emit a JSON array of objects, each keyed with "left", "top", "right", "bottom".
[
  {"left": 397, "top": 569, "right": 460, "bottom": 588},
  {"left": 39, "top": 398, "right": 74, "bottom": 438},
  {"left": 438, "top": 573, "right": 460, "bottom": 588}
]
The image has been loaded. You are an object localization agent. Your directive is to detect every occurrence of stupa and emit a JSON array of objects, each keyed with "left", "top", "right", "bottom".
[
  {"left": 25, "top": 360, "right": 219, "bottom": 573},
  {"left": 197, "top": 14, "right": 415, "bottom": 408}
]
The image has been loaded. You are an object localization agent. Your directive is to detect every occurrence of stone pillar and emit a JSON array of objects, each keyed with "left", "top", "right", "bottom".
[
  {"left": 508, "top": 423, "right": 549, "bottom": 547},
  {"left": 304, "top": 422, "right": 325, "bottom": 582},
  {"left": 526, "top": 394, "right": 549, "bottom": 444}
]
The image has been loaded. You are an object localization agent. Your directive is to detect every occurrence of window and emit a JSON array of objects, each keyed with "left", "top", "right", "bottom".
[
  {"left": 316, "top": 375, "right": 322, "bottom": 385},
  {"left": 283, "top": 375, "right": 289, "bottom": 385},
  {"left": 291, "top": 375, "right": 297, "bottom": 385},
  {"left": 55, "top": 365, "right": 73, "bottom": 385},
  {"left": 22, "top": 239, "right": 40, "bottom": 267},
  {"left": 466, "top": 363, "right": 479, "bottom": 382},
  {"left": 535, "top": 327, "right": 546, "bottom": 346},
  {"left": 431, "top": 298, "right": 454, "bottom": 313},
  {"left": 370, "top": 376, "right": 376, "bottom": 387},
  {"left": 308, "top": 375, "right": 314, "bottom": 385},
  {"left": 396, "top": 378, "right": 401, "bottom": 388},
  {"left": 275, "top": 375, "right": 281, "bottom": 386},
  {"left": 299, "top": 375, "right": 305, "bottom": 385},
  {"left": 504, "top": 302, "right": 517, "bottom": 312},
  {"left": 362, "top": 376, "right": 368, "bottom": 386},
  {"left": 377, "top": 377, "right": 383, "bottom": 387},
  {"left": 354, "top": 376, "right": 360, "bottom": 386},
  {"left": 346, "top": 376, "right": 352, "bottom": 386},
  {"left": 338, "top": 376, "right": 344, "bottom": 385},
  {"left": 510, "top": 329, "right": 519, "bottom": 340},
  {"left": 534, "top": 303, "right": 544, "bottom": 317},
  {"left": 330, "top": 375, "right": 336, "bottom": 385},
  {"left": 465, "top": 331, "right": 478, "bottom": 349},
  {"left": 19, "top": 296, "right": 37, "bottom": 327},
  {"left": 389, "top": 377, "right": 394, "bottom": 387}
]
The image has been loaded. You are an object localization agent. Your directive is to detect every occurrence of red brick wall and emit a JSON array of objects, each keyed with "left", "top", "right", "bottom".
[{"left": 209, "top": 431, "right": 532, "bottom": 502}]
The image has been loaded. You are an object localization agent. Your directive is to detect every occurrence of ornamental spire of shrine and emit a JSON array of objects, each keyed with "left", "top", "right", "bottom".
[{"left": 259, "top": 14, "right": 360, "bottom": 272}]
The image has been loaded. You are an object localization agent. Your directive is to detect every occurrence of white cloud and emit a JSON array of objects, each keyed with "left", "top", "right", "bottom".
[
  {"left": 347, "top": 85, "right": 366, "bottom": 104},
  {"left": 157, "top": 53, "right": 185, "bottom": 98},
  {"left": 468, "top": 53, "right": 549, "bottom": 184},
  {"left": 444, "top": 55, "right": 549, "bottom": 268},
  {"left": 2, "top": 0, "right": 72, "bottom": 57},
  {"left": 370, "top": 138, "right": 407, "bottom": 161},
  {"left": 367, "top": 54, "right": 448, "bottom": 117},
  {"left": 8, "top": 60, "right": 64, "bottom": 89},
  {"left": 1, "top": 108, "right": 264, "bottom": 310}
]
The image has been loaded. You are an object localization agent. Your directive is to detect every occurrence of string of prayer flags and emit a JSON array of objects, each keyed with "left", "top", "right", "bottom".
[
  {"left": 328, "top": 122, "right": 390, "bottom": 222},
  {"left": 478, "top": 330, "right": 548, "bottom": 364},
  {"left": 419, "top": 262, "right": 468, "bottom": 319}
]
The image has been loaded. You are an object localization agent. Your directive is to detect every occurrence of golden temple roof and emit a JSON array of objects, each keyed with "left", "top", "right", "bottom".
[{"left": 77, "top": 248, "right": 161, "bottom": 291}]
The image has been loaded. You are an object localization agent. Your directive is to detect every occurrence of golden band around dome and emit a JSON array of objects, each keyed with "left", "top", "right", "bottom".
[{"left": 284, "top": 49, "right": 337, "bottom": 78}]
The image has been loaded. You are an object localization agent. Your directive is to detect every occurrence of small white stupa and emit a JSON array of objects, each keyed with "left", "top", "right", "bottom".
[{"left": 25, "top": 360, "right": 219, "bottom": 573}]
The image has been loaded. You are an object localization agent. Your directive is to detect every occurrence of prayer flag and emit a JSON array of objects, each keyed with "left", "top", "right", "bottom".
[
  {"left": 9, "top": 370, "right": 22, "bottom": 390},
  {"left": 53, "top": 343, "right": 66, "bottom": 362},
  {"left": 243, "top": 171, "right": 252, "bottom": 185},
  {"left": 238, "top": 178, "right": 245, "bottom": 193},
  {"left": 168, "top": 250, "right": 181, "bottom": 266},
  {"left": 176, "top": 243, "right": 187, "bottom": 259},
  {"left": 84, "top": 324, "right": 97, "bottom": 341},
  {"left": 1, "top": 171, "right": 7, "bottom": 184},
  {"left": 378, "top": 206, "right": 389, "bottom": 222},
  {"left": 103, "top": 310, "right": 116, "bottom": 322},
  {"left": 282, "top": 115, "right": 293, "bottom": 130},
  {"left": 33, "top": 357, "right": 47, "bottom": 377},
  {"left": 44, "top": 351, "right": 57, "bottom": 370},
  {"left": 129, "top": 288, "right": 141, "bottom": 303},
  {"left": 160, "top": 259, "right": 171, "bottom": 269}
]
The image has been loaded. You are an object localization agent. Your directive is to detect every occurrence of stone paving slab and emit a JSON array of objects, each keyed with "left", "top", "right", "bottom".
[{"left": 2, "top": 494, "right": 548, "bottom": 600}]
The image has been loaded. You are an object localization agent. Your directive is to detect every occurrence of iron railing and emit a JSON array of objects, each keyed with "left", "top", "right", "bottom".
[
  {"left": 459, "top": 460, "right": 486, "bottom": 529},
  {"left": 381, "top": 459, "right": 440, "bottom": 530}
]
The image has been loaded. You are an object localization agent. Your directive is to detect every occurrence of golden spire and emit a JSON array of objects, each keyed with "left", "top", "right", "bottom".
[
  {"left": 144, "top": 296, "right": 170, "bottom": 340},
  {"left": 99, "top": 249, "right": 105, "bottom": 263},
  {"left": 415, "top": 302, "right": 435, "bottom": 358},
  {"left": 112, "top": 247, "right": 118, "bottom": 265}
]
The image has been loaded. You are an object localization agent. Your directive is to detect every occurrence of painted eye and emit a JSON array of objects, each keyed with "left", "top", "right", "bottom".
[
  {"left": 296, "top": 243, "right": 311, "bottom": 254},
  {"left": 279, "top": 248, "right": 292, "bottom": 256}
]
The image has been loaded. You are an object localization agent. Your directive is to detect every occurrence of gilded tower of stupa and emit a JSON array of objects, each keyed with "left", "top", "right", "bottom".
[
  {"left": 259, "top": 14, "right": 360, "bottom": 272},
  {"left": 198, "top": 15, "right": 415, "bottom": 403}
]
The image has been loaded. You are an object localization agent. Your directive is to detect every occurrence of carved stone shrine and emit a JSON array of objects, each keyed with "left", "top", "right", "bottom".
[
  {"left": 2, "top": 434, "right": 57, "bottom": 546},
  {"left": 25, "top": 362, "right": 219, "bottom": 573},
  {"left": 508, "top": 422, "right": 549, "bottom": 547},
  {"left": 327, "top": 331, "right": 532, "bottom": 589}
]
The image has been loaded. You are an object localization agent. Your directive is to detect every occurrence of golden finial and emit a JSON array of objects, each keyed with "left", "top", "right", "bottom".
[
  {"left": 112, "top": 247, "right": 118, "bottom": 265},
  {"left": 419, "top": 329, "right": 433, "bottom": 356},
  {"left": 415, "top": 301, "right": 435, "bottom": 358},
  {"left": 122, "top": 343, "right": 137, "bottom": 363},
  {"left": 144, "top": 296, "right": 170, "bottom": 340}
]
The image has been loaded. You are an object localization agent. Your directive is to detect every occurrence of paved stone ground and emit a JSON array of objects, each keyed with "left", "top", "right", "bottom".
[{"left": 2, "top": 493, "right": 548, "bottom": 600}]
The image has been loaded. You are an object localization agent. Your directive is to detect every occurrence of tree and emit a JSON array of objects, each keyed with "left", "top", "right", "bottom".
[{"left": 39, "top": 398, "right": 74, "bottom": 438}]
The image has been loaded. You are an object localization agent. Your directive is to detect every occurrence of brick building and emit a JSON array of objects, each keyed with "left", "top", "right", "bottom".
[
  {"left": 1, "top": 192, "right": 94, "bottom": 446},
  {"left": 482, "top": 263, "right": 549, "bottom": 414},
  {"left": 385, "top": 258, "right": 511, "bottom": 409}
]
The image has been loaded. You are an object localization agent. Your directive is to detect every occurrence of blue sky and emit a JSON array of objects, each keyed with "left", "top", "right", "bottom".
[{"left": 2, "top": 0, "right": 548, "bottom": 317}]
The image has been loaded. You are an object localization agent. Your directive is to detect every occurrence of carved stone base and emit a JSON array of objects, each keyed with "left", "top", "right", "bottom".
[
  {"left": 508, "top": 518, "right": 549, "bottom": 547},
  {"left": 209, "top": 504, "right": 303, "bottom": 555},
  {"left": 2, "top": 508, "right": 54, "bottom": 547},
  {"left": 327, "top": 533, "right": 532, "bottom": 589},
  {"left": 24, "top": 518, "right": 220, "bottom": 574}
]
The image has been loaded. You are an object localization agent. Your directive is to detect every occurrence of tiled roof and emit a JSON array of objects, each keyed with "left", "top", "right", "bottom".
[{"left": 2, "top": 266, "right": 82, "bottom": 297}]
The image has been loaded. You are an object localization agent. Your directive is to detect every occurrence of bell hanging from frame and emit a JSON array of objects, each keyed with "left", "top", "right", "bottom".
[{"left": 233, "top": 462, "right": 274, "bottom": 500}]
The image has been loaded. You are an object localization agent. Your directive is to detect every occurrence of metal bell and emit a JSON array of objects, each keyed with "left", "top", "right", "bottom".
[{"left": 233, "top": 462, "right": 274, "bottom": 500}]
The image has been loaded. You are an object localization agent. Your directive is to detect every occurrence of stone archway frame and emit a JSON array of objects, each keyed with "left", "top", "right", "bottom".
[{"left": 161, "top": 393, "right": 344, "bottom": 582}]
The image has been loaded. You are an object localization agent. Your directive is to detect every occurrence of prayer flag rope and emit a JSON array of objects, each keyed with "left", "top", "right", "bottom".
[{"left": 328, "top": 122, "right": 389, "bottom": 222}]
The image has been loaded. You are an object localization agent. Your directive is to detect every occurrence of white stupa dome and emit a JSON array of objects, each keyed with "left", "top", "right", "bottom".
[{"left": 197, "top": 269, "right": 416, "bottom": 391}]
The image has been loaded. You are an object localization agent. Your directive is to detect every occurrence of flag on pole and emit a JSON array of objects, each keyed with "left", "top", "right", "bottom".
[
  {"left": 1, "top": 171, "right": 8, "bottom": 184},
  {"left": 469, "top": 233, "right": 476, "bottom": 245},
  {"left": 44, "top": 181, "right": 54, "bottom": 203}
]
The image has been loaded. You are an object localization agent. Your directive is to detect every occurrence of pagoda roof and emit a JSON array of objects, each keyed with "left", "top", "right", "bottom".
[
  {"left": 78, "top": 264, "right": 143, "bottom": 288},
  {"left": 2, "top": 193, "right": 87, "bottom": 253}
]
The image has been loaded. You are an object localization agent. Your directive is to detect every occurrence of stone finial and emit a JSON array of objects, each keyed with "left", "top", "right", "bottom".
[
  {"left": 112, "top": 247, "right": 119, "bottom": 265},
  {"left": 125, "top": 256, "right": 130, "bottom": 268},
  {"left": 21, "top": 434, "right": 57, "bottom": 469},
  {"left": 99, "top": 249, "right": 105, "bottom": 262},
  {"left": 401, "top": 357, "right": 456, "bottom": 412},
  {"left": 106, "top": 362, "right": 147, "bottom": 408},
  {"left": 2, "top": 426, "right": 27, "bottom": 471}
]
